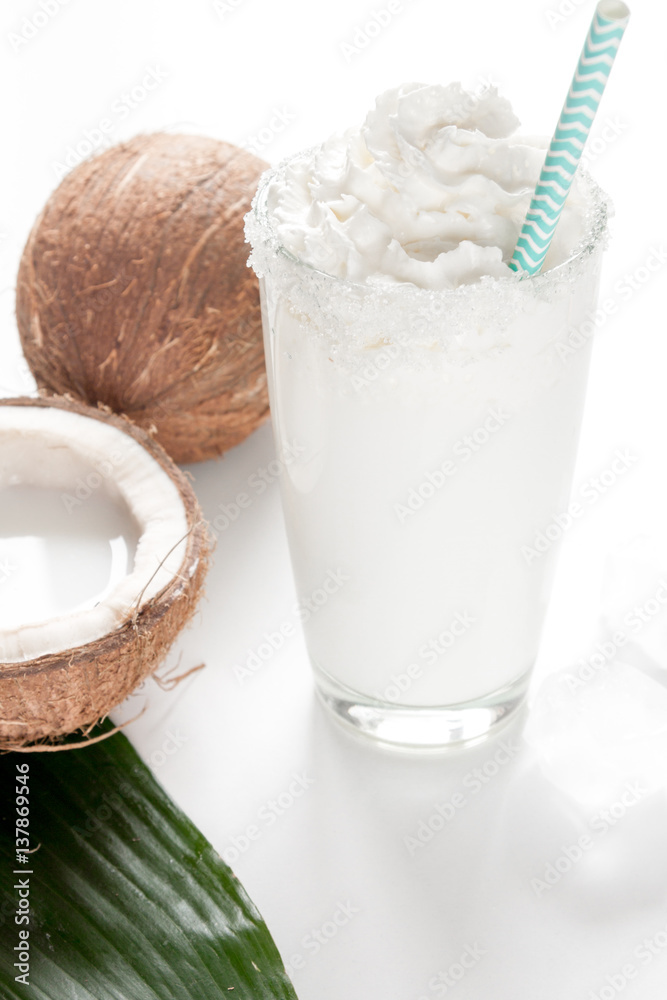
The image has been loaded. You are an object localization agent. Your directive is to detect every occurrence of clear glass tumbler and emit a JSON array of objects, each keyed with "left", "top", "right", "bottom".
[{"left": 247, "top": 162, "right": 609, "bottom": 750}]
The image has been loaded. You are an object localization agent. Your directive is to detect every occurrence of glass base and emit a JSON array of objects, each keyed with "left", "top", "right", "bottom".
[{"left": 314, "top": 666, "right": 531, "bottom": 752}]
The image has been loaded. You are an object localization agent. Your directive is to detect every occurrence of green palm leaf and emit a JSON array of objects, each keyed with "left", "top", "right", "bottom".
[{"left": 0, "top": 726, "right": 298, "bottom": 1000}]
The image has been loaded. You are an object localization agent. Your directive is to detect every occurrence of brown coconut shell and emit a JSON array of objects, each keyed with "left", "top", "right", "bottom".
[
  {"left": 16, "top": 134, "right": 270, "bottom": 465},
  {"left": 0, "top": 395, "right": 211, "bottom": 750}
]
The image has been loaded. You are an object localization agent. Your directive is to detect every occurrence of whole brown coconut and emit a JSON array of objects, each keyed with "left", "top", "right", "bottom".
[{"left": 16, "top": 134, "right": 270, "bottom": 464}]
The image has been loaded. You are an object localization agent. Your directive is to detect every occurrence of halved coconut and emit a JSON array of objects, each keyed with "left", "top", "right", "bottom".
[{"left": 0, "top": 395, "right": 210, "bottom": 749}]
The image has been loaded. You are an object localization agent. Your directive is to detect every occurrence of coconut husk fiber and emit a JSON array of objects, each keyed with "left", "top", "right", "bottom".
[
  {"left": 0, "top": 395, "right": 211, "bottom": 751},
  {"left": 16, "top": 134, "right": 270, "bottom": 464}
]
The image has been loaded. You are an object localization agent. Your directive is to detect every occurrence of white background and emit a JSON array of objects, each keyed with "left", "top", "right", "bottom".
[{"left": 3, "top": 1, "right": 667, "bottom": 998}]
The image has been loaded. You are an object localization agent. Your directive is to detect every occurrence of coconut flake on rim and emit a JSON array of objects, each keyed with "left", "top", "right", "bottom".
[{"left": 245, "top": 157, "right": 611, "bottom": 369}]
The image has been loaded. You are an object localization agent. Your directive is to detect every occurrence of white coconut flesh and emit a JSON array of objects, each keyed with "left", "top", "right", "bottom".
[
  {"left": 0, "top": 406, "right": 191, "bottom": 663},
  {"left": 0, "top": 479, "right": 140, "bottom": 632}
]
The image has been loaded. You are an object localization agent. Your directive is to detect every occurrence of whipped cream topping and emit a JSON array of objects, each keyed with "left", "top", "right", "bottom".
[{"left": 264, "top": 82, "right": 588, "bottom": 290}]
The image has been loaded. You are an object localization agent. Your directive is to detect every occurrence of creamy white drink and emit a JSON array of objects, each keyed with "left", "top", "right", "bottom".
[{"left": 247, "top": 83, "right": 608, "bottom": 747}]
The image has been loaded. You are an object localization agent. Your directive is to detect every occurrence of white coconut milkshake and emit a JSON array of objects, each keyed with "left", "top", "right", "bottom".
[{"left": 246, "top": 83, "right": 609, "bottom": 748}]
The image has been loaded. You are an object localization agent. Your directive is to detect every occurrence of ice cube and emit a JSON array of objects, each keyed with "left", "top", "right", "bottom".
[{"left": 525, "top": 661, "right": 667, "bottom": 809}]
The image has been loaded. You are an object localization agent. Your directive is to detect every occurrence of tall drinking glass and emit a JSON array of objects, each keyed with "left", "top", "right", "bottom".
[{"left": 247, "top": 163, "right": 609, "bottom": 750}]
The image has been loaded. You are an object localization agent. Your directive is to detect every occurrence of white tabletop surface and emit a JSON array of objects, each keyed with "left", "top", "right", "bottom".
[{"left": 3, "top": 1, "right": 667, "bottom": 997}]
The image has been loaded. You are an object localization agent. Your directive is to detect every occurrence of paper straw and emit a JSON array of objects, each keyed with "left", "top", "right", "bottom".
[{"left": 509, "top": 1, "right": 630, "bottom": 276}]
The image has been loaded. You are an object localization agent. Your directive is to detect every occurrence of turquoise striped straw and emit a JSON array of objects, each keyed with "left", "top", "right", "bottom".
[{"left": 510, "top": 1, "right": 630, "bottom": 276}]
